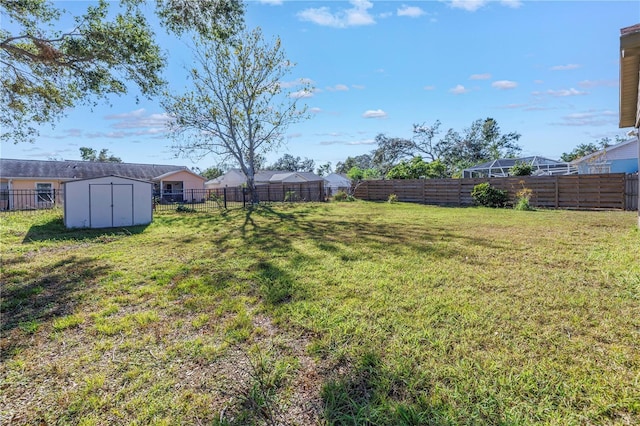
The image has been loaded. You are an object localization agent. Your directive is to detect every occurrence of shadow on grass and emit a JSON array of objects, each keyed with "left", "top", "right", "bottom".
[
  {"left": 22, "top": 216, "right": 149, "bottom": 243},
  {"left": 1, "top": 255, "right": 111, "bottom": 361},
  {"left": 322, "top": 352, "right": 454, "bottom": 426},
  {"left": 238, "top": 204, "right": 507, "bottom": 265}
]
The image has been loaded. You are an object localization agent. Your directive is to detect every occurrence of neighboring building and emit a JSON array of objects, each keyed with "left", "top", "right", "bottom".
[
  {"left": 205, "top": 169, "right": 324, "bottom": 189},
  {"left": 0, "top": 158, "right": 205, "bottom": 210},
  {"left": 324, "top": 173, "right": 352, "bottom": 194},
  {"left": 205, "top": 169, "right": 246, "bottom": 189},
  {"left": 462, "top": 156, "right": 576, "bottom": 178},
  {"left": 571, "top": 138, "right": 639, "bottom": 174}
]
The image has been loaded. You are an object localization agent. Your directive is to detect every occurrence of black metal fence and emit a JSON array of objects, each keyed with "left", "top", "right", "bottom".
[
  {"left": 153, "top": 182, "right": 326, "bottom": 213},
  {"left": 0, "top": 189, "right": 63, "bottom": 211}
]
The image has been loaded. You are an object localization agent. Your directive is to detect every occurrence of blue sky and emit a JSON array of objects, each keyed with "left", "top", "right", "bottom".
[{"left": 3, "top": 1, "right": 639, "bottom": 171}]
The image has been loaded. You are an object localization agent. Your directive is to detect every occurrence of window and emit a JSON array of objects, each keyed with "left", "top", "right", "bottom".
[
  {"left": 36, "top": 183, "right": 54, "bottom": 204},
  {"left": 587, "top": 162, "right": 611, "bottom": 174}
]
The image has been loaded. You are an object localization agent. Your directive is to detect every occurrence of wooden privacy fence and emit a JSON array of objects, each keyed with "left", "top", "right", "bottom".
[{"left": 353, "top": 173, "right": 637, "bottom": 211}]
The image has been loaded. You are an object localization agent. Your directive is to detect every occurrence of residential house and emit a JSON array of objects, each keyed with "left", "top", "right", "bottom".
[
  {"left": 571, "top": 139, "right": 639, "bottom": 174},
  {"left": 205, "top": 169, "right": 324, "bottom": 189},
  {"left": 205, "top": 169, "right": 247, "bottom": 189},
  {"left": 0, "top": 158, "right": 205, "bottom": 210}
]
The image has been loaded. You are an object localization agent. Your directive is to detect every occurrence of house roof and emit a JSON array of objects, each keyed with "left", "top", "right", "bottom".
[
  {"left": 620, "top": 23, "right": 640, "bottom": 128},
  {"left": 255, "top": 170, "right": 323, "bottom": 183},
  {"left": 570, "top": 138, "right": 638, "bottom": 164},
  {"left": 0, "top": 158, "right": 195, "bottom": 181}
]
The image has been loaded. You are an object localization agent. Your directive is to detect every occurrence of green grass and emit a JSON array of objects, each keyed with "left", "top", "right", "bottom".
[{"left": 1, "top": 203, "right": 639, "bottom": 425}]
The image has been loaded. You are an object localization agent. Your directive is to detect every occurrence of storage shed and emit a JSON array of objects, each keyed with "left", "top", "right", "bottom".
[{"left": 63, "top": 175, "right": 152, "bottom": 229}]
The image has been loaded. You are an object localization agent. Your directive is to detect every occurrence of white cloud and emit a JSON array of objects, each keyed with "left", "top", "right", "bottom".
[
  {"left": 470, "top": 73, "right": 491, "bottom": 80},
  {"left": 554, "top": 110, "right": 617, "bottom": 127},
  {"left": 449, "top": 84, "right": 470, "bottom": 94},
  {"left": 492, "top": 80, "right": 518, "bottom": 90},
  {"left": 424, "top": 85, "right": 436, "bottom": 91},
  {"left": 352, "top": 84, "right": 366, "bottom": 90},
  {"left": 290, "top": 89, "right": 315, "bottom": 99},
  {"left": 348, "top": 139, "right": 376, "bottom": 145},
  {"left": 446, "top": 0, "right": 522, "bottom": 11},
  {"left": 279, "top": 77, "right": 314, "bottom": 89},
  {"left": 578, "top": 79, "right": 617, "bottom": 88},
  {"left": 105, "top": 108, "right": 173, "bottom": 132},
  {"left": 448, "top": 0, "right": 487, "bottom": 12},
  {"left": 397, "top": 5, "right": 426, "bottom": 17},
  {"left": 546, "top": 88, "right": 587, "bottom": 97},
  {"left": 501, "top": 0, "right": 523, "bottom": 8},
  {"left": 258, "top": 0, "right": 283, "bottom": 5},
  {"left": 362, "top": 109, "right": 388, "bottom": 118},
  {"left": 310, "top": 107, "right": 323, "bottom": 114},
  {"left": 549, "top": 64, "right": 581, "bottom": 71},
  {"left": 534, "top": 79, "right": 544, "bottom": 84},
  {"left": 326, "top": 84, "right": 349, "bottom": 92},
  {"left": 297, "top": 0, "right": 375, "bottom": 28}
]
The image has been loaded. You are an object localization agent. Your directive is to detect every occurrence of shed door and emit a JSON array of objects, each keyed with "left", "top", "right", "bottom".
[{"left": 89, "top": 184, "right": 134, "bottom": 228}]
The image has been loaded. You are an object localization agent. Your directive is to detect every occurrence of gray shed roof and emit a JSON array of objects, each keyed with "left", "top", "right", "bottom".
[{"left": 0, "top": 159, "right": 192, "bottom": 181}]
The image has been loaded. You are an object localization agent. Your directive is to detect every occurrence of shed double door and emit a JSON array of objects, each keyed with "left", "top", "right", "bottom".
[{"left": 89, "top": 184, "right": 134, "bottom": 228}]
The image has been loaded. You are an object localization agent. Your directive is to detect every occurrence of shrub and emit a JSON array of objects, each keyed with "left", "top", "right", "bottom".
[
  {"left": 388, "top": 194, "right": 398, "bottom": 204},
  {"left": 333, "top": 190, "right": 355, "bottom": 202},
  {"left": 176, "top": 204, "right": 197, "bottom": 213},
  {"left": 510, "top": 161, "right": 534, "bottom": 176},
  {"left": 284, "top": 190, "right": 298, "bottom": 202},
  {"left": 471, "top": 183, "right": 508, "bottom": 208},
  {"left": 514, "top": 182, "right": 534, "bottom": 211}
]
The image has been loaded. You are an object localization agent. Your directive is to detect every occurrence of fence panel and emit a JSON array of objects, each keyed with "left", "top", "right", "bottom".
[
  {"left": 0, "top": 189, "right": 64, "bottom": 212},
  {"left": 353, "top": 173, "right": 634, "bottom": 211},
  {"left": 627, "top": 173, "right": 639, "bottom": 211}
]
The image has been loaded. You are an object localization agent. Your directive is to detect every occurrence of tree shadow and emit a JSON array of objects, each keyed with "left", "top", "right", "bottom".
[
  {"left": 322, "top": 352, "right": 455, "bottom": 426},
  {"left": 1, "top": 255, "right": 111, "bottom": 361},
  {"left": 237, "top": 204, "right": 507, "bottom": 266},
  {"left": 22, "top": 216, "right": 149, "bottom": 243}
]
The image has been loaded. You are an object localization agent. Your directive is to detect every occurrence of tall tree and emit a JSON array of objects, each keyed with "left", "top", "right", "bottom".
[
  {"left": 79, "top": 147, "right": 122, "bottom": 162},
  {"left": 371, "top": 133, "right": 414, "bottom": 175},
  {"left": 268, "top": 154, "right": 315, "bottom": 172},
  {"left": 316, "top": 162, "right": 332, "bottom": 176},
  {"left": 559, "top": 136, "right": 626, "bottom": 162},
  {"left": 412, "top": 120, "right": 443, "bottom": 161},
  {"left": 386, "top": 157, "right": 446, "bottom": 180},
  {"left": 335, "top": 154, "right": 373, "bottom": 174},
  {"left": 164, "top": 27, "right": 310, "bottom": 204},
  {"left": 436, "top": 118, "right": 521, "bottom": 175},
  {"left": 1, "top": 0, "right": 243, "bottom": 143}
]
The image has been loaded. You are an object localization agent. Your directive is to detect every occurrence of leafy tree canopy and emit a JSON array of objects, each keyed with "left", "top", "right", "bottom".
[
  {"left": 559, "top": 137, "right": 626, "bottom": 162},
  {"left": 79, "top": 146, "right": 122, "bottom": 162},
  {"left": 268, "top": 153, "right": 315, "bottom": 172},
  {"left": 316, "top": 162, "right": 332, "bottom": 176},
  {"left": 435, "top": 118, "right": 521, "bottom": 175},
  {"left": 335, "top": 154, "right": 373, "bottom": 174},
  {"left": 386, "top": 157, "right": 447, "bottom": 180},
  {"left": 1, "top": 0, "right": 244, "bottom": 143},
  {"left": 347, "top": 166, "right": 380, "bottom": 181},
  {"left": 199, "top": 166, "right": 225, "bottom": 180},
  {"left": 361, "top": 118, "right": 521, "bottom": 178}
]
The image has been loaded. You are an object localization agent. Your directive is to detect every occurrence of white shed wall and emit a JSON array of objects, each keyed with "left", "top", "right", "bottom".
[{"left": 64, "top": 176, "right": 152, "bottom": 229}]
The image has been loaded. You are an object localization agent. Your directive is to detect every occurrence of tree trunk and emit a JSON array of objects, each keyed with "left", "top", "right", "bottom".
[{"left": 246, "top": 175, "right": 259, "bottom": 205}]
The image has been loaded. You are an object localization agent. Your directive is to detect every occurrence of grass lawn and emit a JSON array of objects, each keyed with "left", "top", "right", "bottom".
[{"left": 1, "top": 202, "right": 639, "bottom": 425}]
